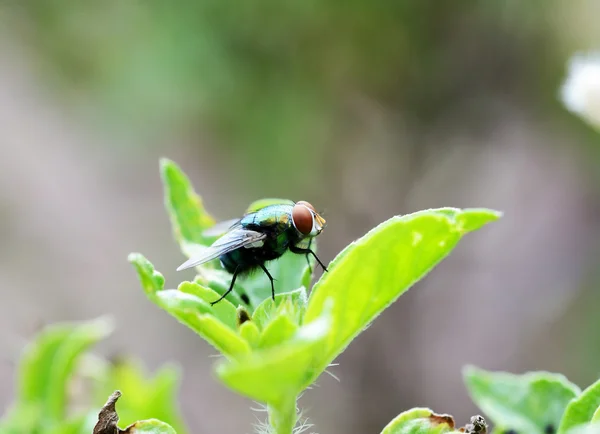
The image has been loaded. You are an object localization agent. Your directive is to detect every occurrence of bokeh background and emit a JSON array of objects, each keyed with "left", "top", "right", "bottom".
[{"left": 2, "top": 1, "right": 600, "bottom": 433}]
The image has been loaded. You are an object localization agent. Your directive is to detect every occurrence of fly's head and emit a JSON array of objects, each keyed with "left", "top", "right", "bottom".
[{"left": 291, "top": 200, "right": 326, "bottom": 239}]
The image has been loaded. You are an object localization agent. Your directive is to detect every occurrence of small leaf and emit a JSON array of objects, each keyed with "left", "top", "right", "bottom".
[
  {"left": 19, "top": 325, "right": 71, "bottom": 403},
  {"left": 18, "top": 317, "right": 114, "bottom": 422},
  {"left": 252, "top": 287, "right": 308, "bottom": 330},
  {"left": 216, "top": 308, "right": 331, "bottom": 405},
  {"left": 258, "top": 314, "right": 299, "bottom": 349},
  {"left": 238, "top": 321, "right": 260, "bottom": 347},
  {"left": 380, "top": 407, "right": 458, "bottom": 434},
  {"left": 559, "top": 378, "right": 600, "bottom": 433},
  {"left": 195, "top": 268, "right": 247, "bottom": 309},
  {"left": 0, "top": 403, "right": 43, "bottom": 434},
  {"left": 178, "top": 281, "right": 237, "bottom": 329},
  {"left": 154, "top": 290, "right": 212, "bottom": 315},
  {"left": 303, "top": 208, "right": 500, "bottom": 384},
  {"left": 46, "top": 317, "right": 114, "bottom": 420},
  {"left": 160, "top": 158, "right": 215, "bottom": 255},
  {"left": 592, "top": 406, "right": 600, "bottom": 422},
  {"left": 155, "top": 294, "right": 251, "bottom": 359},
  {"left": 464, "top": 365, "right": 580, "bottom": 434},
  {"left": 128, "top": 253, "right": 165, "bottom": 295},
  {"left": 123, "top": 419, "right": 177, "bottom": 434},
  {"left": 129, "top": 254, "right": 249, "bottom": 359}
]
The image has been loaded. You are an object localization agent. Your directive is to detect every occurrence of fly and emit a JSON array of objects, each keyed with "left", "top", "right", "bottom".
[{"left": 176, "top": 200, "right": 328, "bottom": 305}]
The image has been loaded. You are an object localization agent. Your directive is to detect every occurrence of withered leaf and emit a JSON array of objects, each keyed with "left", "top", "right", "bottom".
[{"left": 93, "top": 390, "right": 122, "bottom": 434}]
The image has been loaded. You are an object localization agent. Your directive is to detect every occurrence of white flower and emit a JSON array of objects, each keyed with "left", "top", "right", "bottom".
[{"left": 560, "top": 52, "right": 600, "bottom": 128}]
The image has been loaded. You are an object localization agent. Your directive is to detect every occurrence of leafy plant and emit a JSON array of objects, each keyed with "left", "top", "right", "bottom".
[
  {"left": 0, "top": 317, "right": 185, "bottom": 434},
  {"left": 129, "top": 158, "right": 502, "bottom": 434},
  {"left": 463, "top": 366, "right": 600, "bottom": 434},
  {"left": 7, "top": 158, "right": 598, "bottom": 434},
  {"left": 360, "top": 366, "right": 600, "bottom": 433}
]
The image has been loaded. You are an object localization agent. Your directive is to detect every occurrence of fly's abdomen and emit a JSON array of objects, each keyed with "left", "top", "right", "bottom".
[
  {"left": 220, "top": 238, "right": 287, "bottom": 275},
  {"left": 219, "top": 252, "right": 239, "bottom": 274}
]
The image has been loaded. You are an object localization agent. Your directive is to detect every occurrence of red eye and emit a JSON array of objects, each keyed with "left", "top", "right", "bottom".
[
  {"left": 296, "top": 200, "right": 316, "bottom": 212},
  {"left": 292, "top": 204, "right": 313, "bottom": 235}
]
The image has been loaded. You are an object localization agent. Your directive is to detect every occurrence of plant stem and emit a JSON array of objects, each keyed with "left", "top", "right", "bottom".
[{"left": 268, "top": 397, "right": 297, "bottom": 434}]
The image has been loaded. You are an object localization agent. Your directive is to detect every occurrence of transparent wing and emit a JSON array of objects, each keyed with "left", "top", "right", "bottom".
[
  {"left": 202, "top": 218, "right": 242, "bottom": 237},
  {"left": 176, "top": 228, "right": 266, "bottom": 271}
]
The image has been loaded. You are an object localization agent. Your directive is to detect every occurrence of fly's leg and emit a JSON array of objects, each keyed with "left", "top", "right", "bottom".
[
  {"left": 305, "top": 239, "right": 313, "bottom": 275},
  {"left": 259, "top": 264, "right": 276, "bottom": 301},
  {"left": 290, "top": 245, "right": 328, "bottom": 272},
  {"left": 211, "top": 266, "right": 240, "bottom": 305}
]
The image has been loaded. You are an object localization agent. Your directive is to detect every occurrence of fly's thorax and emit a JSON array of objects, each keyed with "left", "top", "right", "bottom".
[{"left": 241, "top": 204, "right": 294, "bottom": 230}]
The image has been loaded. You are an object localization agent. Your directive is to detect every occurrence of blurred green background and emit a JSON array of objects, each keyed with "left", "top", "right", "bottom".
[{"left": 1, "top": 1, "right": 600, "bottom": 433}]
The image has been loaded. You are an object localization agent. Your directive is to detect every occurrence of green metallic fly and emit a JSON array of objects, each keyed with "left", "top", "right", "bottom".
[{"left": 177, "top": 200, "right": 328, "bottom": 305}]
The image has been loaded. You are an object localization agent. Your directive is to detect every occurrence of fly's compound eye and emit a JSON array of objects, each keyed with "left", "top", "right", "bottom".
[
  {"left": 296, "top": 200, "right": 316, "bottom": 212},
  {"left": 292, "top": 203, "right": 314, "bottom": 235}
]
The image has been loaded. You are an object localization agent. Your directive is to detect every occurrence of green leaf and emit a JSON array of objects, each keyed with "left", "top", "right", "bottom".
[
  {"left": 0, "top": 403, "right": 43, "bottom": 434},
  {"left": 194, "top": 268, "right": 248, "bottom": 309},
  {"left": 464, "top": 365, "right": 580, "bottom": 434},
  {"left": 216, "top": 308, "right": 331, "bottom": 405},
  {"left": 18, "top": 317, "right": 114, "bottom": 421},
  {"left": 252, "top": 287, "right": 308, "bottom": 330},
  {"left": 128, "top": 253, "right": 165, "bottom": 295},
  {"left": 160, "top": 158, "right": 215, "bottom": 255},
  {"left": 559, "top": 379, "right": 600, "bottom": 433},
  {"left": 303, "top": 208, "right": 500, "bottom": 383},
  {"left": 238, "top": 320, "right": 260, "bottom": 347},
  {"left": 123, "top": 419, "right": 178, "bottom": 434},
  {"left": 178, "top": 281, "right": 237, "bottom": 330},
  {"left": 96, "top": 359, "right": 187, "bottom": 434},
  {"left": 129, "top": 254, "right": 249, "bottom": 359},
  {"left": 380, "top": 408, "right": 459, "bottom": 434},
  {"left": 592, "top": 406, "right": 600, "bottom": 422},
  {"left": 46, "top": 318, "right": 114, "bottom": 420},
  {"left": 258, "top": 314, "right": 299, "bottom": 349},
  {"left": 154, "top": 292, "right": 251, "bottom": 359},
  {"left": 154, "top": 290, "right": 213, "bottom": 315}
]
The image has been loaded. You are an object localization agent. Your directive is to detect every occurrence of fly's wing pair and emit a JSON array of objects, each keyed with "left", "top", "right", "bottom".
[
  {"left": 176, "top": 226, "right": 266, "bottom": 271},
  {"left": 202, "top": 218, "right": 242, "bottom": 237}
]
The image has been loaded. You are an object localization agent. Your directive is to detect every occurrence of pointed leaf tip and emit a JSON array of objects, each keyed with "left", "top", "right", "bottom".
[
  {"left": 160, "top": 158, "right": 215, "bottom": 250},
  {"left": 456, "top": 208, "right": 503, "bottom": 233},
  {"left": 159, "top": 157, "right": 174, "bottom": 169},
  {"left": 128, "top": 253, "right": 165, "bottom": 295}
]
